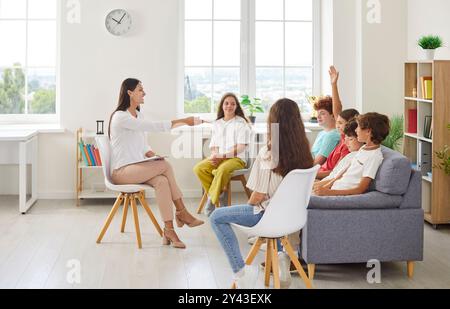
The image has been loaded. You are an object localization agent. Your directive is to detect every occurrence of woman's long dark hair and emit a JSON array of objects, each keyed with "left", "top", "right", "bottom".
[
  {"left": 216, "top": 93, "right": 249, "bottom": 123},
  {"left": 108, "top": 78, "right": 141, "bottom": 138},
  {"left": 268, "top": 98, "right": 314, "bottom": 177}
]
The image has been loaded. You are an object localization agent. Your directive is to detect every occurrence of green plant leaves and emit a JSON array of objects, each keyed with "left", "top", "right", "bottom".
[{"left": 418, "top": 35, "right": 443, "bottom": 49}]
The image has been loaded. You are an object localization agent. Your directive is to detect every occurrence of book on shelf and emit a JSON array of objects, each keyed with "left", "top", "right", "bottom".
[
  {"left": 79, "top": 141, "right": 103, "bottom": 167},
  {"left": 420, "top": 76, "right": 433, "bottom": 100},
  {"left": 87, "top": 144, "right": 96, "bottom": 166},
  {"left": 423, "top": 116, "right": 432, "bottom": 139},
  {"left": 407, "top": 109, "right": 418, "bottom": 133},
  {"left": 78, "top": 140, "right": 90, "bottom": 167},
  {"left": 93, "top": 147, "right": 103, "bottom": 166}
]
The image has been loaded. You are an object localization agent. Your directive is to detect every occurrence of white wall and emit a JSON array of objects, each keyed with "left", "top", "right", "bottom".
[
  {"left": 0, "top": 0, "right": 200, "bottom": 198},
  {"left": 321, "top": 0, "right": 406, "bottom": 116},
  {"left": 0, "top": 0, "right": 413, "bottom": 198},
  {"left": 359, "top": 0, "right": 407, "bottom": 115},
  {"left": 407, "top": 0, "right": 450, "bottom": 60}
]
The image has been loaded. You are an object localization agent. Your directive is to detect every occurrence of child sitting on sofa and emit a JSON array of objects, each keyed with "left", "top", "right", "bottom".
[
  {"left": 313, "top": 119, "right": 363, "bottom": 190},
  {"left": 313, "top": 113, "right": 390, "bottom": 197}
]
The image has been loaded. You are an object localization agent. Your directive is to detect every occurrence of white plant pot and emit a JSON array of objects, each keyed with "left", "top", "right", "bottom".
[{"left": 425, "top": 49, "right": 436, "bottom": 60}]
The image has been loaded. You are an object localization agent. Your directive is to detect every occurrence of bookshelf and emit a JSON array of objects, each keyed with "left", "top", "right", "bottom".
[
  {"left": 76, "top": 128, "right": 116, "bottom": 205},
  {"left": 403, "top": 61, "right": 450, "bottom": 227}
]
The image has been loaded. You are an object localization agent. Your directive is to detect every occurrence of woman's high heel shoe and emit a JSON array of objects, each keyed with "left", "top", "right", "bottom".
[
  {"left": 176, "top": 208, "right": 205, "bottom": 228},
  {"left": 162, "top": 228, "right": 186, "bottom": 249}
]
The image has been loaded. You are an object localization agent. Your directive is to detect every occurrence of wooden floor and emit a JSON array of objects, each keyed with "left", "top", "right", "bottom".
[{"left": 0, "top": 194, "right": 449, "bottom": 289}]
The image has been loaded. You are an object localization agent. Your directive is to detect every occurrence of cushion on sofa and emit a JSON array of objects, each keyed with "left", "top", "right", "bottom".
[
  {"left": 308, "top": 191, "right": 403, "bottom": 210},
  {"left": 369, "top": 147, "right": 412, "bottom": 195}
]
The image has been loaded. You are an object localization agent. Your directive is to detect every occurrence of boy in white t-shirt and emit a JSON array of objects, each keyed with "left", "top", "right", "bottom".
[
  {"left": 313, "top": 113, "right": 390, "bottom": 196},
  {"left": 313, "top": 119, "right": 364, "bottom": 190}
]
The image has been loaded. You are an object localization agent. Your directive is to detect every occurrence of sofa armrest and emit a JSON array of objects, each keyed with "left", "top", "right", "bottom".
[{"left": 308, "top": 191, "right": 403, "bottom": 210}]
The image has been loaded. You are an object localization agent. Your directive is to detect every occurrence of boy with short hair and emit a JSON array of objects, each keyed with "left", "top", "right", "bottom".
[
  {"left": 311, "top": 96, "right": 341, "bottom": 166},
  {"left": 313, "top": 113, "right": 390, "bottom": 197}
]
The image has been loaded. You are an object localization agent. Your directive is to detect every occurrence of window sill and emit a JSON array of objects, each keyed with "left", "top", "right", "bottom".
[{"left": 0, "top": 124, "right": 65, "bottom": 134}]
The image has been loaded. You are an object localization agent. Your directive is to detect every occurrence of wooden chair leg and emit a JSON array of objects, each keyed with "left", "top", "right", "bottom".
[
  {"left": 264, "top": 239, "right": 273, "bottom": 287},
  {"left": 281, "top": 237, "right": 312, "bottom": 289},
  {"left": 271, "top": 239, "right": 281, "bottom": 289},
  {"left": 407, "top": 261, "right": 415, "bottom": 279},
  {"left": 308, "top": 264, "right": 316, "bottom": 280},
  {"left": 130, "top": 194, "right": 142, "bottom": 249},
  {"left": 138, "top": 192, "right": 163, "bottom": 237},
  {"left": 96, "top": 194, "right": 124, "bottom": 244},
  {"left": 120, "top": 194, "right": 130, "bottom": 233},
  {"left": 196, "top": 192, "right": 208, "bottom": 214},
  {"left": 245, "top": 237, "right": 265, "bottom": 265}
]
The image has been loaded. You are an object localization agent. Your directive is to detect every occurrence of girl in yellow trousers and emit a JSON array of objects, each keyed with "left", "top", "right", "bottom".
[{"left": 193, "top": 93, "right": 252, "bottom": 216}]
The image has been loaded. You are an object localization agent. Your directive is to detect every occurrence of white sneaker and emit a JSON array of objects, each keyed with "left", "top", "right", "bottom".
[
  {"left": 235, "top": 265, "right": 259, "bottom": 289},
  {"left": 278, "top": 252, "right": 292, "bottom": 288}
]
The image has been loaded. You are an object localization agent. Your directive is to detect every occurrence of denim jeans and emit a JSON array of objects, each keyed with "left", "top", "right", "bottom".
[{"left": 210, "top": 205, "right": 282, "bottom": 274}]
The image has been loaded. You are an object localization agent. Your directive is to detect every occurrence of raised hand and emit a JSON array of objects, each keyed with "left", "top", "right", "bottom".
[{"left": 329, "top": 65, "right": 339, "bottom": 85}]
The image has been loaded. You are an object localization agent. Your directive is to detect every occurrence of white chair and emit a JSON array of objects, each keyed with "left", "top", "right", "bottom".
[
  {"left": 95, "top": 136, "right": 163, "bottom": 249},
  {"left": 231, "top": 165, "right": 320, "bottom": 289}
]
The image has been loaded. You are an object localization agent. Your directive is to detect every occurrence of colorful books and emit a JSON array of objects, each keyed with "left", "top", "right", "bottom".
[{"left": 79, "top": 140, "right": 102, "bottom": 166}]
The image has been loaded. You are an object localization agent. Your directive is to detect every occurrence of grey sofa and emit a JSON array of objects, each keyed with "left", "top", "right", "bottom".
[{"left": 300, "top": 146, "right": 424, "bottom": 279}]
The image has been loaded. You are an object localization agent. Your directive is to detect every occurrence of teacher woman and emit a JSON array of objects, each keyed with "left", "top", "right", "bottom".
[{"left": 109, "top": 78, "right": 204, "bottom": 249}]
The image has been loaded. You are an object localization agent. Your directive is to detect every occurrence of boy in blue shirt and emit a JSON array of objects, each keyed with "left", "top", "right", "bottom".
[{"left": 311, "top": 96, "right": 341, "bottom": 165}]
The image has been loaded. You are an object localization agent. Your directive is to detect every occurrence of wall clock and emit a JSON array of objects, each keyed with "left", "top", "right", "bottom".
[{"left": 105, "top": 9, "right": 132, "bottom": 36}]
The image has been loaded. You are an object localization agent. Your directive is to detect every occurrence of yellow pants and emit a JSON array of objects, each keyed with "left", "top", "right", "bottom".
[{"left": 193, "top": 158, "right": 246, "bottom": 205}]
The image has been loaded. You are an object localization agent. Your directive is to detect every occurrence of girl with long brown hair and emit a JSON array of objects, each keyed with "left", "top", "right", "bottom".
[
  {"left": 109, "top": 78, "right": 204, "bottom": 249},
  {"left": 209, "top": 98, "right": 314, "bottom": 288},
  {"left": 193, "top": 93, "right": 251, "bottom": 216}
]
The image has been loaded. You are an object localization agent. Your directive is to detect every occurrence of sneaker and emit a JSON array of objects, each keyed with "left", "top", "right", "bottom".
[
  {"left": 235, "top": 265, "right": 259, "bottom": 289},
  {"left": 278, "top": 252, "right": 292, "bottom": 288},
  {"left": 204, "top": 198, "right": 216, "bottom": 217}
]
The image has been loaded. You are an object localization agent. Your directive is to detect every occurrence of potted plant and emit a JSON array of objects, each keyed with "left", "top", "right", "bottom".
[
  {"left": 418, "top": 35, "right": 444, "bottom": 60},
  {"left": 241, "top": 95, "right": 264, "bottom": 124},
  {"left": 433, "top": 124, "right": 450, "bottom": 176},
  {"left": 382, "top": 115, "right": 404, "bottom": 152}
]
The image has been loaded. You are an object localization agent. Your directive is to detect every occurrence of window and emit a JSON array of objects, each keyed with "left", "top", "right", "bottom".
[
  {"left": 183, "top": 0, "right": 319, "bottom": 116},
  {"left": 0, "top": 0, "right": 58, "bottom": 122}
]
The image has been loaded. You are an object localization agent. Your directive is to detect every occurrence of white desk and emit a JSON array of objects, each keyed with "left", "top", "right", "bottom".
[
  {"left": 0, "top": 130, "right": 39, "bottom": 214},
  {"left": 171, "top": 122, "right": 314, "bottom": 159}
]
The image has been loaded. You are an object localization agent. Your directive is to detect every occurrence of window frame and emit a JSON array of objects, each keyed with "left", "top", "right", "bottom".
[
  {"left": 180, "top": 0, "right": 321, "bottom": 120},
  {"left": 0, "top": 0, "right": 61, "bottom": 125}
]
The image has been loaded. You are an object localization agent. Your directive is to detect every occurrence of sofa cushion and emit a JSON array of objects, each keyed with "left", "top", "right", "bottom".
[
  {"left": 308, "top": 191, "right": 403, "bottom": 210},
  {"left": 369, "top": 146, "right": 412, "bottom": 195}
]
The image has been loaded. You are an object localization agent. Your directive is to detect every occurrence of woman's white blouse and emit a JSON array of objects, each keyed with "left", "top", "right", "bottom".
[{"left": 110, "top": 110, "right": 171, "bottom": 171}]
